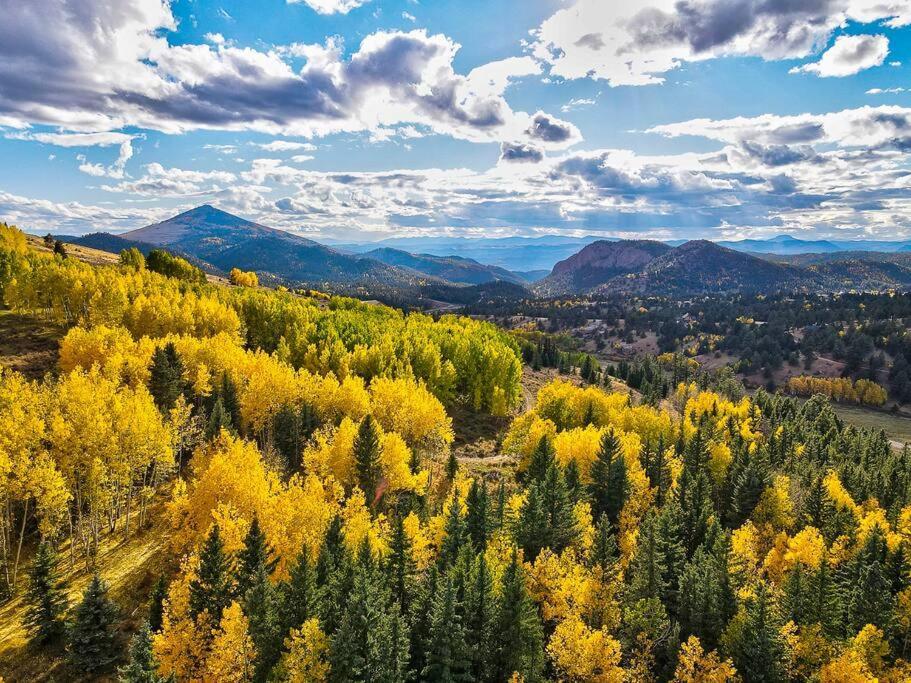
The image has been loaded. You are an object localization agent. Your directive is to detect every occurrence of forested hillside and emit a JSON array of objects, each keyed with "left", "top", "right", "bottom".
[{"left": 4, "top": 220, "right": 911, "bottom": 681}]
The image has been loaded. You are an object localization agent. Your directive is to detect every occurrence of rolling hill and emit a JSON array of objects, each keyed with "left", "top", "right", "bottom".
[
  {"left": 362, "top": 247, "right": 527, "bottom": 285},
  {"left": 536, "top": 240, "right": 672, "bottom": 296}
]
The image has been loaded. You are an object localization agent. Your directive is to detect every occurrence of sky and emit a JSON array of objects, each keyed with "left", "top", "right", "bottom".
[{"left": 3, "top": 0, "right": 911, "bottom": 242}]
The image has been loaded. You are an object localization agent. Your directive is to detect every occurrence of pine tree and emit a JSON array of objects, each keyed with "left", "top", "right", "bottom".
[
  {"left": 354, "top": 415, "right": 382, "bottom": 503},
  {"left": 24, "top": 541, "right": 68, "bottom": 644},
  {"left": 588, "top": 428, "right": 628, "bottom": 526},
  {"left": 677, "top": 528, "right": 734, "bottom": 650},
  {"left": 236, "top": 514, "right": 276, "bottom": 600},
  {"left": 118, "top": 620, "right": 163, "bottom": 683},
  {"left": 591, "top": 513, "right": 619, "bottom": 573},
  {"left": 329, "top": 552, "right": 410, "bottom": 682},
  {"left": 490, "top": 551, "right": 544, "bottom": 682},
  {"left": 842, "top": 525, "right": 894, "bottom": 634},
  {"left": 655, "top": 498, "right": 687, "bottom": 616},
  {"left": 219, "top": 371, "right": 241, "bottom": 430},
  {"left": 514, "top": 482, "right": 548, "bottom": 561},
  {"left": 465, "top": 553, "right": 494, "bottom": 680},
  {"left": 386, "top": 514, "right": 417, "bottom": 617},
  {"left": 148, "top": 575, "right": 167, "bottom": 633},
  {"left": 627, "top": 512, "right": 666, "bottom": 603},
  {"left": 189, "top": 523, "right": 234, "bottom": 623},
  {"left": 245, "top": 564, "right": 283, "bottom": 683},
  {"left": 273, "top": 404, "right": 302, "bottom": 473},
  {"left": 729, "top": 450, "right": 771, "bottom": 527},
  {"left": 206, "top": 396, "right": 232, "bottom": 439},
  {"left": 526, "top": 435, "right": 555, "bottom": 483},
  {"left": 726, "top": 582, "right": 786, "bottom": 683},
  {"left": 148, "top": 343, "right": 186, "bottom": 413},
  {"left": 446, "top": 451, "right": 459, "bottom": 481},
  {"left": 440, "top": 497, "right": 467, "bottom": 568},
  {"left": 540, "top": 461, "right": 576, "bottom": 554},
  {"left": 564, "top": 459, "right": 583, "bottom": 504},
  {"left": 465, "top": 479, "right": 490, "bottom": 550},
  {"left": 281, "top": 544, "right": 319, "bottom": 634},
  {"left": 423, "top": 575, "right": 471, "bottom": 682},
  {"left": 69, "top": 574, "right": 120, "bottom": 673}
]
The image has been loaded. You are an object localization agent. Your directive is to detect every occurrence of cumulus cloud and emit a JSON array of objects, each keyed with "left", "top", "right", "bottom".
[
  {"left": 287, "top": 0, "right": 372, "bottom": 15},
  {"left": 254, "top": 140, "right": 318, "bottom": 152},
  {"left": 790, "top": 34, "right": 889, "bottom": 77},
  {"left": 531, "top": 0, "right": 911, "bottom": 86},
  {"left": 0, "top": 189, "right": 163, "bottom": 234},
  {"left": 100, "top": 163, "right": 236, "bottom": 196},
  {"left": 0, "top": 1, "right": 576, "bottom": 151},
  {"left": 499, "top": 142, "right": 544, "bottom": 163}
]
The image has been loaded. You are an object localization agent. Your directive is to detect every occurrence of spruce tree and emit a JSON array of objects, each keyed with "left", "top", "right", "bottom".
[
  {"left": 446, "top": 451, "right": 459, "bottom": 481},
  {"left": 273, "top": 403, "right": 302, "bottom": 473},
  {"left": 24, "top": 541, "right": 68, "bottom": 644},
  {"left": 526, "top": 435, "right": 555, "bottom": 483},
  {"left": 627, "top": 512, "right": 666, "bottom": 603},
  {"left": 236, "top": 514, "right": 276, "bottom": 600},
  {"left": 726, "top": 582, "right": 786, "bottom": 683},
  {"left": 588, "top": 428, "right": 628, "bottom": 526},
  {"left": 440, "top": 496, "right": 467, "bottom": 568},
  {"left": 591, "top": 513, "right": 619, "bottom": 574},
  {"left": 281, "top": 544, "right": 319, "bottom": 633},
  {"left": 118, "top": 620, "right": 163, "bottom": 683},
  {"left": 423, "top": 575, "right": 471, "bottom": 682},
  {"left": 206, "top": 396, "right": 231, "bottom": 439},
  {"left": 729, "top": 450, "right": 771, "bottom": 527},
  {"left": 69, "top": 574, "right": 120, "bottom": 673},
  {"left": 245, "top": 564, "right": 283, "bottom": 683},
  {"left": 465, "top": 553, "right": 494, "bottom": 680},
  {"left": 514, "top": 482, "right": 548, "bottom": 562},
  {"left": 842, "top": 525, "right": 894, "bottom": 634},
  {"left": 386, "top": 514, "right": 417, "bottom": 617},
  {"left": 465, "top": 479, "right": 490, "bottom": 550},
  {"left": 329, "top": 550, "right": 410, "bottom": 682},
  {"left": 540, "top": 461, "right": 576, "bottom": 554},
  {"left": 490, "top": 551, "right": 544, "bottom": 682},
  {"left": 147, "top": 575, "right": 167, "bottom": 633},
  {"left": 354, "top": 415, "right": 382, "bottom": 503},
  {"left": 219, "top": 371, "right": 241, "bottom": 430},
  {"left": 189, "top": 523, "right": 234, "bottom": 623}
]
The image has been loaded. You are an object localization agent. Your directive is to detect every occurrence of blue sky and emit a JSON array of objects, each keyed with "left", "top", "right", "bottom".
[{"left": 3, "top": 0, "right": 911, "bottom": 242}]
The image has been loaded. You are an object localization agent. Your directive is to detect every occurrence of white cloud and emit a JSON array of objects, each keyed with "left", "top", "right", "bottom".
[
  {"left": 867, "top": 87, "right": 906, "bottom": 94},
  {"left": 286, "top": 0, "right": 372, "bottom": 15},
  {"left": 0, "top": 3, "right": 577, "bottom": 150},
  {"left": 254, "top": 140, "right": 318, "bottom": 152},
  {"left": 402, "top": 11, "right": 416, "bottom": 22},
  {"left": 530, "top": 0, "right": 910, "bottom": 86},
  {"left": 101, "top": 162, "right": 236, "bottom": 195},
  {"left": 790, "top": 34, "right": 889, "bottom": 77}
]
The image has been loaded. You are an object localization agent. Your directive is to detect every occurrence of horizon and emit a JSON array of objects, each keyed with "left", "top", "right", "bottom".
[{"left": 3, "top": 1, "right": 911, "bottom": 243}]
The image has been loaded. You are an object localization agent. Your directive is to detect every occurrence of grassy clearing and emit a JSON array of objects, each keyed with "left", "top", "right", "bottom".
[
  {"left": 0, "top": 310, "right": 65, "bottom": 380},
  {"left": 0, "top": 504, "right": 173, "bottom": 682},
  {"left": 826, "top": 403, "right": 911, "bottom": 446}
]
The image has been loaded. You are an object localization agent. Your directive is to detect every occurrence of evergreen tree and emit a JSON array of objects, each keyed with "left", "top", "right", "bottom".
[
  {"left": 273, "top": 404, "right": 302, "bottom": 473},
  {"left": 655, "top": 498, "right": 687, "bottom": 616},
  {"left": 490, "top": 551, "right": 544, "bottom": 682},
  {"left": 588, "top": 428, "right": 628, "bottom": 526},
  {"left": 423, "top": 575, "right": 471, "bottom": 682},
  {"left": 245, "top": 564, "right": 283, "bottom": 683},
  {"left": 729, "top": 450, "right": 771, "bottom": 527},
  {"left": 591, "top": 513, "right": 619, "bottom": 573},
  {"left": 189, "top": 523, "right": 234, "bottom": 623},
  {"left": 354, "top": 415, "right": 382, "bottom": 503},
  {"left": 409, "top": 566, "right": 438, "bottom": 678},
  {"left": 236, "top": 514, "right": 277, "bottom": 599},
  {"left": 564, "top": 459, "right": 583, "bottom": 503},
  {"left": 281, "top": 544, "right": 319, "bottom": 633},
  {"left": 677, "top": 528, "right": 734, "bottom": 649},
  {"left": 329, "top": 551, "right": 410, "bottom": 683},
  {"left": 726, "top": 583, "right": 786, "bottom": 683},
  {"left": 446, "top": 451, "right": 459, "bottom": 481},
  {"left": 147, "top": 575, "right": 167, "bottom": 633},
  {"left": 386, "top": 513, "right": 417, "bottom": 617},
  {"left": 465, "top": 479, "right": 490, "bottom": 550},
  {"left": 465, "top": 553, "right": 494, "bottom": 680},
  {"left": 842, "top": 525, "right": 894, "bottom": 634},
  {"left": 118, "top": 621, "right": 163, "bottom": 683},
  {"left": 218, "top": 371, "right": 241, "bottom": 430},
  {"left": 69, "top": 574, "right": 120, "bottom": 673},
  {"left": 24, "top": 541, "right": 68, "bottom": 644},
  {"left": 539, "top": 461, "right": 576, "bottom": 554},
  {"left": 627, "top": 512, "right": 666, "bottom": 603},
  {"left": 514, "top": 482, "right": 548, "bottom": 561},
  {"left": 206, "top": 396, "right": 232, "bottom": 439},
  {"left": 526, "top": 435, "right": 555, "bottom": 483},
  {"left": 148, "top": 343, "right": 186, "bottom": 413},
  {"left": 440, "top": 496, "right": 467, "bottom": 568}
]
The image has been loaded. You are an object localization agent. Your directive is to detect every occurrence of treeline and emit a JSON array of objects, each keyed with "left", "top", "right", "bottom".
[{"left": 786, "top": 376, "right": 888, "bottom": 406}]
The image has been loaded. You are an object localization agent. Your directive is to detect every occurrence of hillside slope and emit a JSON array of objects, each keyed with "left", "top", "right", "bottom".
[
  {"left": 363, "top": 247, "right": 526, "bottom": 285},
  {"left": 536, "top": 239, "right": 671, "bottom": 296}
]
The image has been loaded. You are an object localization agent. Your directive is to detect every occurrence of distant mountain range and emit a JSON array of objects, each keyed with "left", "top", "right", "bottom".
[
  {"left": 66, "top": 205, "right": 531, "bottom": 290},
  {"left": 533, "top": 239, "right": 911, "bottom": 296},
  {"left": 337, "top": 233, "right": 911, "bottom": 271},
  {"left": 56, "top": 205, "right": 911, "bottom": 298}
]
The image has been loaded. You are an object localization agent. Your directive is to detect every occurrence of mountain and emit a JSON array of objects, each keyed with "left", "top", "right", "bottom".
[
  {"left": 71, "top": 232, "right": 157, "bottom": 255},
  {"left": 718, "top": 234, "right": 842, "bottom": 255},
  {"left": 337, "top": 234, "right": 605, "bottom": 272},
  {"left": 535, "top": 240, "right": 671, "bottom": 296},
  {"left": 120, "top": 205, "right": 421, "bottom": 287},
  {"left": 603, "top": 240, "right": 814, "bottom": 295},
  {"left": 362, "top": 247, "right": 526, "bottom": 285}
]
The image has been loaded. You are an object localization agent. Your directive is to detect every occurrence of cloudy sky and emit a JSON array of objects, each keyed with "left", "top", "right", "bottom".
[{"left": 3, "top": 0, "right": 911, "bottom": 241}]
